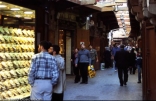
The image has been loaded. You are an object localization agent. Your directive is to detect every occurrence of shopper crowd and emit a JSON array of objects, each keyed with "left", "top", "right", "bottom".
[
  {"left": 28, "top": 40, "right": 142, "bottom": 100},
  {"left": 103, "top": 43, "right": 142, "bottom": 86}
]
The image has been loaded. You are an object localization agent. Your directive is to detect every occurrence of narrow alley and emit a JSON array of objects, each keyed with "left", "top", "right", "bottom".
[{"left": 64, "top": 68, "right": 142, "bottom": 100}]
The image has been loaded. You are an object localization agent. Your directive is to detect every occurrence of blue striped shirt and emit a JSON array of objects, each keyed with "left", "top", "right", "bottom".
[{"left": 28, "top": 51, "right": 59, "bottom": 86}]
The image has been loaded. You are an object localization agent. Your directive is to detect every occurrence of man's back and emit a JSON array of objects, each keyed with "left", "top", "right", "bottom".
[
  {"left": 115, "top": 49, "right": 129, "bottom": 67},
  {"left": 28, "top": 51, "right": 59, "bottom": 86}
]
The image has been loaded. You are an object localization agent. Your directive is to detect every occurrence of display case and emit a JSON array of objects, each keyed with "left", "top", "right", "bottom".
[
  {"left": 0, "top": 26, "right": 35, "bottom": 100},
  {"left": 59, "top": 30, "right": 64, "bottom": 56}
]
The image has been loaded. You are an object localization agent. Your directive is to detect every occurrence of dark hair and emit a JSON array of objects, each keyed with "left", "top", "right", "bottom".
[
  {"left": 89, "top": 45, "right": 92, "bottom": 47},
  {"left": 48, "top": 42, "right": 52, "bottom": 47},
  {"left": 120, "top": 44, "right": 124, "bottom": 49},
  {"left": 39, "top": 40, "right": 50, "bottom": 51},
  {"left": 52, "top": 45, "right": 60, "bottom": 54},
  {"left": 113, "top": 43, "right": 117, "bottom": 47},
  {"left": 131, "top": 48, "right": 135, "bottom": 53},
  {"left": 75, "top": 48, "right": 79, "bottom": 50}
]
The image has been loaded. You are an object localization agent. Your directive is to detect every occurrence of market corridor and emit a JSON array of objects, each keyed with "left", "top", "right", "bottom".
[{"left": 64, "top": 68, "right": 142, "bottom": 100}]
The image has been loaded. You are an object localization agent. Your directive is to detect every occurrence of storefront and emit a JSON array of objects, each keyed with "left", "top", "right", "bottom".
[
  {"left": 0, "top": 1, "right": 35, "bottom": 100},
  {"left": 57, "top": 12, "right": 77, "bottom": 74}
]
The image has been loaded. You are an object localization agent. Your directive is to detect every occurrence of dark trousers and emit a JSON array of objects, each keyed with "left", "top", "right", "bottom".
[
  {"left": 129, "top": 65, "right": 136, "bottom": 74},
  {"left": 91, "top": 60, "right": 95, "bottom": 65},
  {"left": 52, "top": 93, "right": 63, "bottom": 101},
  {"left": 79, "top": 63, "right": 89, "bottom": 83},
  {"left": 105, "top": 60, "right": 111, "bottom": 68},
  {"left": 73, "top": 64, "right": 80, "bottom": 82},
  {"left": 118, "top": 67, "right": 128, "bottom": 85}
]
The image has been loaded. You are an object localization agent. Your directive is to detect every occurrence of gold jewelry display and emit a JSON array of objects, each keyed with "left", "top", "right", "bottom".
[{"left": 0, "top": 27, "right": 35, "bottom": 100}]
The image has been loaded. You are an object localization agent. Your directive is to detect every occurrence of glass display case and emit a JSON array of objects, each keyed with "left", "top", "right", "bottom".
[
  {"left": 59, "top": 30, "right": 64, "bottom": 57},
  {"left": 0, "top": 26, "right": 35, "bottom": 100}
]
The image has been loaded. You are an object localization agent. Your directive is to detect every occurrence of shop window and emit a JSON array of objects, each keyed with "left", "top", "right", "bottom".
[{"left": 59, "top": 30, "right": 64, "bottom": 56}]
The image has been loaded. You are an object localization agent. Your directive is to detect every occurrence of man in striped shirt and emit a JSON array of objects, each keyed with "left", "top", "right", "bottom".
[{"left": 28, "top": 41, "right": 59, "bottom": 100}]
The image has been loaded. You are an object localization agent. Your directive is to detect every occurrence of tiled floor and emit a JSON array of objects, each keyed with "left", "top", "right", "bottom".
[{"left": 64, "top": 68, "right": 142, "bottom": 100}]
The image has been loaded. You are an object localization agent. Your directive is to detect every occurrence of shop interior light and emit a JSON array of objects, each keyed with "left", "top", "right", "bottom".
[
  {"left": 24, "top": 11, "right": 33, "bottom": 14},
  {"left": 11, "top": 8, "right": 20, "bottom": 10},
  {"left": 24, "top": 17, "right": 32, "bottom": 19},
  {"left": 0, "top": 5, "right": 7, "bottom": 8},
  {"left": 15, "top": 15, "right": 21, "bottom": 17}
]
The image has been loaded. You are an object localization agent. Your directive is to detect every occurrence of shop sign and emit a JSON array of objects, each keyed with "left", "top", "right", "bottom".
[{"left": 57, "top": 12, "right": 76, "bottom": 21}]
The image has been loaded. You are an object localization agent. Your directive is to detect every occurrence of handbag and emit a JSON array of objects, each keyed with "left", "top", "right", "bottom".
[{"left": 88, "top": 65, "right": 96, "bottom": 78}]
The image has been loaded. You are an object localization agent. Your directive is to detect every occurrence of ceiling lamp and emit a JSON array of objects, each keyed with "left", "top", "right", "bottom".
[
  {"left": 0, "top": 5, "right": 6, "bottom": 8},
  {"left": 11, "top": 8, "right": 20, "bottom": 10},
  {"left": 24, "top": 11, "right": 33, "bottom": 14}
]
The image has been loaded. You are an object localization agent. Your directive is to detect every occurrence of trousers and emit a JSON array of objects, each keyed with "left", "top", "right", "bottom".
[
  {"left": 118, "top": 67, "right": 128, "bottom": 85},
  {"left": 79, "top": 63, "right": 89, "bottom": 83},
  {"left": 30, "top": 80, "right": 53, "bottom": 100},
  {"left": 137, "top": 65, "right": 142, "bottom": 82},
  {"left": 73, "top": 64, "right": 80, "bottom": 82}
]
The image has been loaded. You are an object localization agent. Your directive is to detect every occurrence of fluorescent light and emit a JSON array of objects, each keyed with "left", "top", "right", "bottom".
[
  {"left": 0, "top": 5, "right": 7, "bottom": 8},
  {"left": 11, "top": 8, "right": 20, "bottom": 10},
  {"left": 24, "top": 11, "right": 33, "bottom": 14},
  {"left": 15, "top": 15, "right": 21, "bottom": 17}
]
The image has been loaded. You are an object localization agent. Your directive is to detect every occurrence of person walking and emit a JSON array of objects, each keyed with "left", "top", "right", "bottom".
[
  {"left": 48, "top": 45, "right": 66, "bottom": 101},
  {"left": 28, "top": 41, "right": 59, "bottom": 100},
  {"left": 136, "top": 50, "right": 142, "bottom": 83},
  {"left": 89, "top": 45, "right": 98, "bottom": 65},
  {"left": 103, "top": 47, "right": 111, "bottom": 68},
  {"left": 71, "top": 48, "right": 80, "bottom": 83},
  {"left": 75, "top": 44, "right": 91, "bottom": 84},
  {"left": 129, "top": 48, "right": 136, "bottom": 74},
  {"left": 112, "top": 43, "right": 119, "bottom": 71},
  {"left": 115, "top": 45, "right": 130, "bottom": 86}
]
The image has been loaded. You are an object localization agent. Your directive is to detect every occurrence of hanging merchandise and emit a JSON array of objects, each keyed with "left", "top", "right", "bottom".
[{"left": 0, "top": 26, "right": 35, "bottom": 100}]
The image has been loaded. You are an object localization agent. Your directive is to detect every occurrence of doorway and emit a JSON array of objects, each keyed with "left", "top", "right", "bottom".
[{"left": 58, "top": 30, "right": 73, "bottom": 74}]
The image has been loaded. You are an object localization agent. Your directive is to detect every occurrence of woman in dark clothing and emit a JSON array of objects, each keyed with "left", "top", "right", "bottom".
[
  {"left": 103, "top": 47, "right": 111, "bottom": 68},
  {"left": 129, "top": 48, "right": 136, "bottom": 74},
  {"left": 71, "top": 48, "right": 80, "bottom": 83}
]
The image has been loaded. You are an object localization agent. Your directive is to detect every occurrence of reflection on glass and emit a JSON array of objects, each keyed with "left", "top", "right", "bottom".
[{"left": 59, "top": 30, "right": 64, "bottom": 56}]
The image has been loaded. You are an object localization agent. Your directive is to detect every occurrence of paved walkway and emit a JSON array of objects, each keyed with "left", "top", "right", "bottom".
[{"left": 64, "top": 68, "right": 142, "bottom": 100}]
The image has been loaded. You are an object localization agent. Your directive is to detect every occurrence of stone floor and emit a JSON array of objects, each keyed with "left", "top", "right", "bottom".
[{"left": 64, "top": 68, "right": 142, "bottom": 100}]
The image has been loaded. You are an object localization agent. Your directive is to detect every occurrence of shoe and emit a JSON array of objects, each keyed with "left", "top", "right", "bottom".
[
  {"left": 137, "top": 81, "right": 141, "bottom": 83},
  {"left": 120, "top": 84, "right": 123, "bottom": 86},
  {"left": 124, "top": 82, "right": 127, "bottom": 85}
]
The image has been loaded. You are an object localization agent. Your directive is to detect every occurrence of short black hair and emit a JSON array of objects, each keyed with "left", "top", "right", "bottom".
[
  {"left": 39, "top": 40, "right": 50, "bottom": 51},
  {"left": 120, "top": 44, "right": 125, "bottom": 49},
  {"left": 52, "top": 45, "right": 60, "bottom": 54},
  {"left": 89, "top": 45, "right": 92, "bottom": 47},
  {"left": 48, "top": 42, "right": 52, "bottom": 47}
]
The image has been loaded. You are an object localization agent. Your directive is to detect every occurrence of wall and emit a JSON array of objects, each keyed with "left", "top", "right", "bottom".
[{"left": 76, "top": 29, "right": 90, "bottom": 49}]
